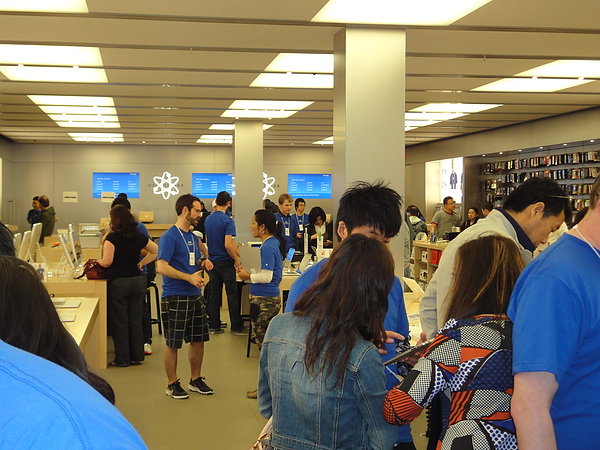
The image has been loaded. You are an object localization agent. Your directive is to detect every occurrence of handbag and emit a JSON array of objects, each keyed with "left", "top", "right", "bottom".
[
  {"left": 249, "top": 417, "right": 273, "bottom": 450},
  {"left": 76, "top": 259, "right": 108, "bottom": 280}
]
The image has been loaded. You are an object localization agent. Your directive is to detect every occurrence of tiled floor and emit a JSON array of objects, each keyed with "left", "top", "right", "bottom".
[{"left": 102, "top": 318, "right": 429, "bottom": 449}]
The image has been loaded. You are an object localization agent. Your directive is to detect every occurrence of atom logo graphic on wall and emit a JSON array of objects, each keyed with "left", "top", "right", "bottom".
[
  {"left": 262, "top": 172, "right": 276, "bottom": 200},
  {"left": 153, "top": 171, "right": 180, "bottom": 200}
]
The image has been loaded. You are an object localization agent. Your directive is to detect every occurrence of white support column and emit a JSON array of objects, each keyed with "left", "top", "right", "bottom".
[
  {"left": 333, "top": 27, "right": 407, "bottom": 264},
  {"left": 233, "top": 120, "right": 264, "bottom": 244}
]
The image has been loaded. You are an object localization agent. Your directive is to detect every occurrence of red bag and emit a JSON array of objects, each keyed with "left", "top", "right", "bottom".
[{"left": 76, "top": 259, "right": 108, "bottom": 280}]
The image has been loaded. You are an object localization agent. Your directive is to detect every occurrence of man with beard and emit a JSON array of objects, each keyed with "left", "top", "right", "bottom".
[{"left": 157, "top": 194, "right": 214, "bottom": 399}]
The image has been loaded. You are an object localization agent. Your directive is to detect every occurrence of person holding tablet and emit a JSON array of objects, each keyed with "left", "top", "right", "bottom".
[
  {"left": 237, "top": 209, "right": 285, "bottom": 399},
  {"left": 384, "top": 235, "right": 524, "bottom": 449}
]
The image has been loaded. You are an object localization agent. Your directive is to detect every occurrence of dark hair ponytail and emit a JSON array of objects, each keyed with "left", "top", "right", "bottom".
[{"left": 254, "top": 209, "right": 286, "bottom": 257}]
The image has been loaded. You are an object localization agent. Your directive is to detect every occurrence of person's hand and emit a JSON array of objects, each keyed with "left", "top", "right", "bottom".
[
  {"left": 402, "top": 332, "right": 429, "bottom": 366},
  {"left": 234, "top": 259, "right": 243, "bottom": 271},
  {"left": 378, "top": 330, "right": 405, "bottom": 354},
  {"left": 187, "top": 271, "right": 205, "bottom": 288},
  {"left": 238, "top": 269, "right": 251, "bottom": 281},
  {"left": 137, "top": 262, "right": 144, "bottom": 270},
  {"left": 201, "top": 259, "right": 214, "bottom": 271}
]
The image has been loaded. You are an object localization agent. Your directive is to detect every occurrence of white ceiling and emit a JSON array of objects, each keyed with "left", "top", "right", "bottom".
[{"left": 1, "top": 0, "right": 600, "bottom": 147}]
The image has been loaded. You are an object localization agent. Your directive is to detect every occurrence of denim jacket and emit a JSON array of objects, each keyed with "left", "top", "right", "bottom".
[{"left": 258, "top": 313, "right": 397, "bottom": 450}]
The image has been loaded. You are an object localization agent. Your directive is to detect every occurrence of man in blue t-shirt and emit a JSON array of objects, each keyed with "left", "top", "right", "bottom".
[
  {"left": 292, "top": 197, "right": 310, "bottom": 250},
  {"left": 157, "top": 194, "right": 214, "bottom": 400},
  {"left": 204, "top": 191, "right": 244, "bottom": 334},
  {"left": 509, "top": 175, "right": 600, "bottom": 450},
  {"left": 275, "top": 193, "right": 299, "bottom": 253},
  {"left": 285, "top": 181, "right": 415, "bottom": 450},
  {"left": 0, "top": 339, "right": 147, "bottom": 448}
]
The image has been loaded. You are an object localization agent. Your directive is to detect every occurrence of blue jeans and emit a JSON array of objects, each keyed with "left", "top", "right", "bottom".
[{"left": 207, "top": 259, "right": 243, "bottom": 331}]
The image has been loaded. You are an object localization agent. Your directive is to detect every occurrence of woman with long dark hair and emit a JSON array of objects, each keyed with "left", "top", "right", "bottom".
[
  {"left": 237, "top": 209, "right": 285, "bottom": 398},
  {"left": 98, "top": 205, "right": 158, "bottom": 367},
  {"left": 306, "top": 206, "right": 333, "bottom": 252},
  {"left": 258, "top": 234, "right": 398, "bottom": 449},
  {"left": 0, "top": 255, "right": 115, "bottom": 403},
  {"left": 384, "top": 234, "right": 525, "bottom": 449}
]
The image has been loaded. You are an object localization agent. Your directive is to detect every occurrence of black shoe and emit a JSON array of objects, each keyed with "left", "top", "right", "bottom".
[
  {"left": 220, "top": 322, "right": 227, "bottom": 328},
  {"left": 166, "top": 379, "right": 189, "bottom": 399},
  {"left": 393, "top": 442, "right": 417, "bottom": 450},
  {"left": 189, "top": 376, "right": 214, "bottom": 395}
]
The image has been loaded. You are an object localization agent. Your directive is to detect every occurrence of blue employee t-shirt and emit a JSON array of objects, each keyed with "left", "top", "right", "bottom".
[
  {"left": 158, "top": 225, "right": 201, "bottom": 298},
  {"left": 250, "top": 236, "right": 283, "bottom": 297},
  {"left": 0, "top": 339, "right": 147, "bottom": 449},
  {"left": 508, "top": 234, "right": 600, "bottom": 449},
  {"left": 275, "top": 212, "right": 299, "bottom": 253},
  {"left": 205, "top": 210, "right": 236, "bottom": 262}
]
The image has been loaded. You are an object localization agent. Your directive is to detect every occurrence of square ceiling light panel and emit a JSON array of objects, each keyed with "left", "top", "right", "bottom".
[
  {"left": 221, "top": 100, "right": 313, "bottom": 119},
  {"left": 251, "top": 73, "right": 333, "bottom": 89},
  {"left": 69, "top": 133, "right": 124, "bottom": 142},
  {"left": 518, "top": 60, "right": 600, "bottom": 78},
  {"left": 312, "top": 0, "right": 492, "bottom": 26},
  {"left": 0, "top": 0, "right": 88, "bottom": 12},
  {"left": 313, "top": 136, "right": 333, "bottom": 145},
  {"left": 265, "top": 54, "right": 334, "bottom": 73},
  {"left": 472, "top": 77, "right": 592, "bottom": 92},
  {"left": 411, "top": 103, "right": 502, "bottom": 113},
  {"left": 209, "top": 124, "right": 273, "bottom": 130},
  {"left": 29, "top": 95, "right": 119, "bottom": 128},
  {"left": 0, "top": 44, "right": 106, "bottom": 82},
  {"left": 196, "top": 135, "right": 233, "bottom": 144}
]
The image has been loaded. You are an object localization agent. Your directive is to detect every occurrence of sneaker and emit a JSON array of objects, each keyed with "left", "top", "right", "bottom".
[
  {"left": 144, "top": 343, "right": 153, "bottom": 355},
  {"left": 209, "top": 328, "right": 224, "bottom": 335},
  {"left": 189, "top": 376, "right": 214, "bottom": 395},
  {"left": 231, "top": 327, "right": 249, "bottom": 336},
  {"left": 246, "top": 388, "right": 257, "bottom": 399},
  {"left": 166, "top": 379, "right": 189, "bottom": 399}
]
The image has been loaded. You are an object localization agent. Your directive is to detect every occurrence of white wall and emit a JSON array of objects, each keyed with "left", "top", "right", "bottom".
[{"left": 7, "top": 143, "right": 335, "bottom": 233}]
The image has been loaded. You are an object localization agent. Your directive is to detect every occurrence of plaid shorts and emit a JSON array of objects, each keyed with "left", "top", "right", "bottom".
[{"left": 161, "top": 295, "right": 209, "bottom": 349}]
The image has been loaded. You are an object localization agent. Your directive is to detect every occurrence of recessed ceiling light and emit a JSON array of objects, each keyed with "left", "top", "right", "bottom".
[
  {"left": 0, "top": 66, "right": 107, "bottom": 83},
  {"left": 49, "top": 114, "right": 118, "bottom": 122},
  {"left": 41, "top": 106, "right": 116, "bottom": 115},
  {"left": 412, "top": 103, "right": 502, "bottom": 113},
  {"left": 265, "top": 54, "right": 334, "bottom": 73},
  {"left": 591, "top": 140, "right": 595, "bottom": 143},
  {"left": 482, "top": 154, "right": 486, "bottom": 157},
  {"left": 28, "top": 95, "right": 115, "bottom": 106},
  {"left": 499, "top": 152, "right": 503, "bottom": 154},
  {"left": 209, "top": 124, "right": 272, "bottom": 130},
  {"left": 472, "top": 77, "right": 591, "bottom": 92},
  {"left": 229, "top": 100, "right": 313, "bottom": 110},
  {"left": 251, "top": 73, "right": 333, "bottom": 89},
  {"left": 518, "top": 149, "right": 522, "bottom": 152},
  {"left": 0, "top": 0, "right": 88, "bottom": 13},
  {"left": 313, "top": 136, "right": 333, "bottom": 145},
  {"left": 222, "top": 110, "right": 296, "bottom": 119},
  {"left": 312, "top": 0, "right": 492, "bottom": 26},
  {"left": 196, "top": 135, "right": 233, "bottom": 144},
  {"left": 69, "top": 133, "right": 123, "bottom": 142},
  {"left": 55, "top": 121, "right": 120, "bottom": 128},
  {"left": 0, "top": 44, "right": 102, "bottom": 66},
  {"left": 518, "top": 60, "right": 600, "bottom": 78},
  {"left": 405, "top": 112, "right": 465, "bottom": 121}
]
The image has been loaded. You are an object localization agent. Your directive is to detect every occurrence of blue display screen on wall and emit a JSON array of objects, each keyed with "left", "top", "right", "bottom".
[
  {"left": 288, "top": 173, "right": 332, "bottom": 199},
  {"left": 92, "top": 172, "right": 140, "bottom": 198},
  {"left": 191, "top": 173, "right": 233, "bottom": 198}
]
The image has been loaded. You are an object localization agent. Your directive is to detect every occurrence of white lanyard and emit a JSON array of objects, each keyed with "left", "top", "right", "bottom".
[
  {"left": 574, "top": 225, "right": 600, "bottom": 261},
  {"left": 295, "top": 214, "right": 304, "bottom": 231},
  {"left": 281, "top": 214, "right": 290, "bottom": 236},
  {"left": 176, "top": 226, "right": 196, "bottom": 266}
]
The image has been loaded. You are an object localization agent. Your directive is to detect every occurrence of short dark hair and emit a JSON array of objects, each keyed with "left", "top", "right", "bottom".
[
  {"left": 443, "top": 196, "right": 454, "bottom": 205},
  {"left": 481, "top": 202, "right": 494, "bottom": 212},
  {"left": 111, "top": 197, "right": 131, "bottom": 210},
  {"left": 38, "top": 195, "right": 50, "bottom": 208},
  {"left": 117, "top": 193, "right": 128, "bottom": 199},
  {"left": 468, "top": 207, "right": 480, "bottom": 216},
  {"left": 407, "top": 205, "right": 423, "bottom": 217},
  {"left": 336, "top": 181, "right": 402, "bottom": 241},
  {"left": 175, "top": 194, "right": 200, "bottom": 216},
  {"left": 294, "top": 198, "right": 306, "bottom": 209},
  {"left": 308, "top": 206, "right": 326, "bottom": 225},
  {"left": 32, "top": 196, "right": 39, "bottom": 201},
  {"left": 0, "top": 222, "right": 15, "bottom": 257},
  {"left": 503, "top": 177, "right": 571, "bottom": 219},
  {"left": 215, "top": 191, "right": 232, "bottom": 207}
]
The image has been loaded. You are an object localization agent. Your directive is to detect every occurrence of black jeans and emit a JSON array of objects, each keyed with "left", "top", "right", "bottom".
[{"left": 207, "top": 259, "right": 243, "bottom": 331}]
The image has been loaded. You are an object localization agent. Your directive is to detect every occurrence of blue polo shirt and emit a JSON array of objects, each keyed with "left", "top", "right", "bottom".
[
  {"left": 158, "top": 225, "right": 201, "bottom": 297},
  {"left": 205, "top": 210, "right": 236, "bottom": 262},
  {"left": 250, "top": 236, "right": 283, "bottom": 297},
  {"left": 275, "top": 212, "right": 299, "bottom": 253}
]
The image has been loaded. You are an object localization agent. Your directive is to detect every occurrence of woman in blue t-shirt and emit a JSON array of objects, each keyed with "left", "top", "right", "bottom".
[{"left": 237, "top": 209, "right": 285, "bottom": 398}]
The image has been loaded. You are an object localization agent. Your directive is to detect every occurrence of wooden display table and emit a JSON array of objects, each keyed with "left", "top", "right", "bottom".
[
  {"left": 55, "top": 297, "right": 102, "bottom": 371},
  {"left": 44, "top": 266, "right": 107, "bottom": 370},
  {"left": 144, "top": 224, "right": 173, "bottom": 239}
]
